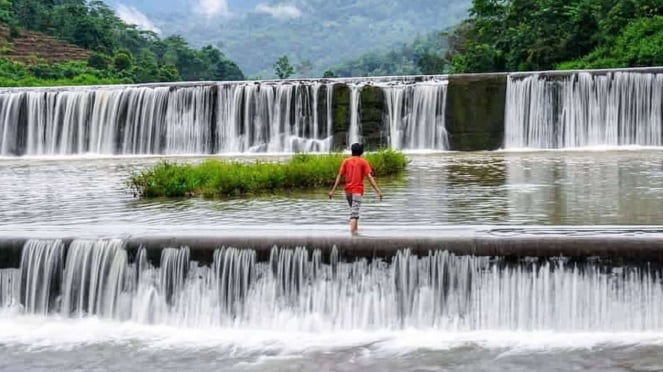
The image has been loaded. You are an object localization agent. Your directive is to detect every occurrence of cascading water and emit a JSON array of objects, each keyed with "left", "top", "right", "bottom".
[
  {"left": 0, "top": 83, "right": 334, "bottom": 156},
  {"left": 380, "top": 80, "right": 449, "bottom": 150},
  {"left": 0, "top": 85, "right": 214, "bottom": 156},
  {"left": 347, "top": 83, "right": 364, "bottom": 146},
  {"left": 0, "top": 78, "right": 456, "bottom": 156},
  {"left": 2, "top": 239, "right": 663, "bottom": 332},
  {"left": 0, "top": 92, "right": 24, "bottom": 155},
  {"left": 216, "top": 81, "right": 333, "bottom": 153},
  {"left": 60, "top": 239, "right": 128, "bottom": 318},
  {"left": 19, "top": 239, "right": 63, "bottom": 315},
  {"left": 505, "top": 72, "right": 663, "bottom": 149}
]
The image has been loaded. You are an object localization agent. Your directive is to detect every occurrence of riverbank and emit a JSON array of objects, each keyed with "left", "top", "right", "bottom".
[{"left": 129, "top": 150, "right": 407, "bottom": 198}]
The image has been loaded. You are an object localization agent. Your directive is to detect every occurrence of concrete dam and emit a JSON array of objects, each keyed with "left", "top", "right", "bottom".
[{"left": 1, "top": 67, "right": 663, "bottom": 339}]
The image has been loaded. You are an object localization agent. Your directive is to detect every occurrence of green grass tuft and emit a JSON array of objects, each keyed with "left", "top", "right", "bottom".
[{"left": 130, "top": 150, "right": 407, "bottom": 198}]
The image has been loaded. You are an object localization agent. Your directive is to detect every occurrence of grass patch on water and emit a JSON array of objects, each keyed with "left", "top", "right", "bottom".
[{"left": 130, "top": 150, "right": 407, "bottom": 198}]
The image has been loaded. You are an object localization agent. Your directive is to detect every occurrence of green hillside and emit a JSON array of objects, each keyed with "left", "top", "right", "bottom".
[{"left": 0, "top": 0, "right": 244, "bottom": 86}]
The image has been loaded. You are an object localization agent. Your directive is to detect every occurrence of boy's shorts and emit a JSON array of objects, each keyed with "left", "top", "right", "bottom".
[{"left": 346, "top": 193, "right": 362, "bottom": 219}]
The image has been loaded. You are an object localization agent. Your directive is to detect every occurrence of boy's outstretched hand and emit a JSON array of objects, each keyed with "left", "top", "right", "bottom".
[{"left": 328, "top": 191, "right": 334, "bottom": 199}]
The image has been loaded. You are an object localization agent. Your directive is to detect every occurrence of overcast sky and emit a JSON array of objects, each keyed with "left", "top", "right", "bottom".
[{"left": 113, "top": 0, "right": 305, "bottom": 33}]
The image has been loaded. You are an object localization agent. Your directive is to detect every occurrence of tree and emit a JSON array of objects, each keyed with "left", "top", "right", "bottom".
[
  {"left": 113, "top": 50, "right": 132, "bottom": 71},
  {"left": 273, "top": 55, "right": 294, "bottom": 79},
  {"left": 213, "top": 59, "right": 244, "bottom": 81},
  {"left": 0, "top": 0, "right": 14, "bottom": 25},
  {"left": 323, "top": 70, "right": 336, "bottom": 78},
  {"left": 132, "top": 48, "right": 159, "bottom": 83},
  {"left": 158, "top": 63, "right": 180, "bottom": 81},
  {"left": 87, "top": 52, "right": 111, "bottom": 70}
]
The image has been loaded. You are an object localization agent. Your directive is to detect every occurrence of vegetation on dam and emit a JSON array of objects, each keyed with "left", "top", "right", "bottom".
[{"left": 129, "top": 150, "right": 407, "bottom": 198}]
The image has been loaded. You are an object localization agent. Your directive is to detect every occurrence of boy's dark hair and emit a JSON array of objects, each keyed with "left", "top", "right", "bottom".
[{"left": 350, "top": 143, "right": 363, "bottom": 156}]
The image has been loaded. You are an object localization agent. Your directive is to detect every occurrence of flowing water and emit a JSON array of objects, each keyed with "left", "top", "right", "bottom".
[
  {"left": 504, "top": 72, "right": 663, "bottom": 149},
  {"left": 0, "top": 77, "right": 452, "bottom": 157},
  {"left": 3, "top": 238, "right": 663, "bottom": 371}
]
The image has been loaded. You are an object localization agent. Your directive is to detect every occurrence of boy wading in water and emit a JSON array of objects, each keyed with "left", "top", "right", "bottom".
[{"left": 328, "top": 143, "right": 383, "bottom": 235}]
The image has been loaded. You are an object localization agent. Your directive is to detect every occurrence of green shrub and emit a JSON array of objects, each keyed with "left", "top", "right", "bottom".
[
  {"left": 130, "top": 150, "right": 407, "bottom": 198},
  {"left": 113, "top": 50, "right": 133, "bottom": 71},
  {"left": 88, "top": 53, "right": 111, "bottom": 70}
]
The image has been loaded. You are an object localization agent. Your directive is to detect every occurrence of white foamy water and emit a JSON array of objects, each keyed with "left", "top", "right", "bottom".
[
  {"left": 379, "top": 80, "right": 449, "bottom": 150},
  {"left": 504, "top": 71, "right": 663, "bottom": 149},
  {"left": 0, "top": 78, "right": 454, "bottom": 156},
  {"left": 2, "top": 316, "right": 663, "bottom": 352},
  {"left": 3, "top": 239, "right": 663, "bottom": 333}
]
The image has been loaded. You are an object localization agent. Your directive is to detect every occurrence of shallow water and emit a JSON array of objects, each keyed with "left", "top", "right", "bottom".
[{"left": 0, "top": 150, "right": 662, "bottom": 236}]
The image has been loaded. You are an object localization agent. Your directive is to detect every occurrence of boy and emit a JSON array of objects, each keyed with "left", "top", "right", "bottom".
[{"left": 328, "top": 143, "right": 383, "bottom": 234}]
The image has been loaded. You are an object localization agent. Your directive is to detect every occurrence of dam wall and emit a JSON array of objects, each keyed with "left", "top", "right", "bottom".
[
  {"left": 1, "top": 67, "right": 661, "bottom": 155},
  {"left": 2, "top": 227, "right": 663, "bottom": 268}
]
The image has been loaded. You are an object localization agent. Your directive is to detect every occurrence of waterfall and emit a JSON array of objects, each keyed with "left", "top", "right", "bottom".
[
  {"left": 505, "top": 72, "right": 663, "bottom": 149},
  {"left": 347, "top": 83, "right": 364, "bottom": 146},
  {"left": 19, "top": 239, "right": 63, "bottom": 315},
  {"left": 380, "top": 80, "right": 449, "bottom": 150},
  {"left": 60, "top": 239, "right": 128, "bottom": 318},
  {"left": 0, "top": 77, "right": 456, "bottom": 156},
  {"left": 216, "top": 81, "right": 333, "bottom": 153},
  {"left": 326, "top": 83, "right": 334, "bottom": 139},
  {"left": 164, "top": 86, "right": 214, "bottom": 154},
  {"left": 3, "top": 239, "right": 663, "bottom": 331},
  {"left": 0, "top": 92, "right": 24, "bottom": 156},
  {"left": 0, "top": 86, "right": 214, "bottom": 156}
]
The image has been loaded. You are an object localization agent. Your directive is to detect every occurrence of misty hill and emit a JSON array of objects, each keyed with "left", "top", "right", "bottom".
[{"left": 116, "top": 0, "right": 470, "bottom": 77}]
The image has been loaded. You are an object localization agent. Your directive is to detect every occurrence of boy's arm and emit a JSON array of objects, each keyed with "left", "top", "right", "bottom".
[
  {"left": 367, "top": 173, "right": 383, "bottom": 201},
  {"left": 328, "top": 173, "right": 342, "bottom": 199}
]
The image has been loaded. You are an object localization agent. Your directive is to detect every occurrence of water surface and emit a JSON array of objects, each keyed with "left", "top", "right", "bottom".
[{"left": 1, "top": 150, "right": 662, "bottom": 236}]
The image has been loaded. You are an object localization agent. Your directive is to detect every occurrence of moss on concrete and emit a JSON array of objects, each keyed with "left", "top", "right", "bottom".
[
  {"left": 445, "top": 74, "right": 507, "bottom": 151},
  {"left": 359, "top": 85, "right": 385, "bottom": 150},
  {"left": 331, "top": 84, "right": 350, "bottom": 148}
]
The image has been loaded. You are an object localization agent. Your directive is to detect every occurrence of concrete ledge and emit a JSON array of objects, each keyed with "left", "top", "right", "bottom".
[{"left": 2, "top": 228, "right": 663, "bottom": 267}]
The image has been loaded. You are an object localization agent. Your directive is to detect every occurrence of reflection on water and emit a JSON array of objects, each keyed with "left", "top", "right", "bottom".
[{"left": 0, "top": 151, "right": 662, "bottom": 232}]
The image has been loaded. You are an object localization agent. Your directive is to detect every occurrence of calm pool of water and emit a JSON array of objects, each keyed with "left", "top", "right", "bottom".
[{"left": 0, "top": 151, "right": 662, "bottom": 235}]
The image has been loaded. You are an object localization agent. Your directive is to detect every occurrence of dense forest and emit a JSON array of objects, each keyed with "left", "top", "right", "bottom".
[
  {"left": 447, "top": 0, "right": 663, "bottom": 72},
  {"left": 0, "top": 0, "right": 244, "bottom": 86},
  {"left": 328, "top": 0, "right": 663, "bottom": 77}
]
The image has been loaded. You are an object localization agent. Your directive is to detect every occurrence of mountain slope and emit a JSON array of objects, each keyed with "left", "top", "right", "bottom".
[
  {"left": 116, "top": 0, "right": 470, "bottom": 77},
  {"left": 0, "top": 26, "right": 90, "bottom": 64}
]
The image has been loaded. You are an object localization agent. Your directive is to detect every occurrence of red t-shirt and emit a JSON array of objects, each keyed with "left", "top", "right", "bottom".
[{"left": 339, "top": 156, "right": 372, "bottom": 195}]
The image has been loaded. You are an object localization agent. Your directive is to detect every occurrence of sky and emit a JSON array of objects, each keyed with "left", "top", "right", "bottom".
[{"left": 111, "top": 0, "right": 285, "bottom": 32}]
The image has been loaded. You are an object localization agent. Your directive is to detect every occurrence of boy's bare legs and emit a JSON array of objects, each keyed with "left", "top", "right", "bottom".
[{"left": 350, "top": 218, "right": 359, "bottom": 235}]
